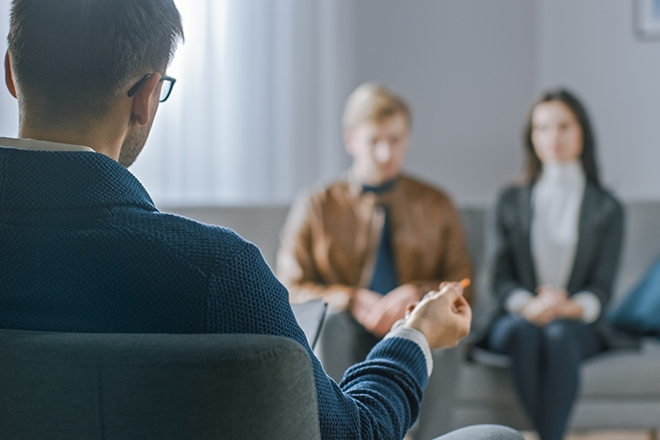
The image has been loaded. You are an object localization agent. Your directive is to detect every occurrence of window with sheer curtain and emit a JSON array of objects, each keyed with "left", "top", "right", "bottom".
[
  {"left": 0, "top": 0, "right": 354, "bottom": 206},
  {"left": 130, "top": 0, "right": 355, "bottom": 206}
]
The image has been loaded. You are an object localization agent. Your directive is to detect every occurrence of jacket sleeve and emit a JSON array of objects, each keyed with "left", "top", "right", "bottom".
[
  {"left": 578, "top": 196, "right": 624, "bottom": 316},
  {"left": 409, "top": 198, "right": 474, "bottom": 304},
  {"left": 276, "top": 190, "right": 356, "bottom": 310},
  {"left": 493, "top": 188, "right": 529, "bottom": 307}
]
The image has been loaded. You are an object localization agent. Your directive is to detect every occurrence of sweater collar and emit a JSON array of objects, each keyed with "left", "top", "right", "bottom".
[
  {"left": 0, "top": 136, "right": 95, "bottom": 153},
  {"left": 0, "top": 142, "right": 155, "bottom": 213},
  {"left": 537, "top": 161, "right": 585, "bottom": 190}
]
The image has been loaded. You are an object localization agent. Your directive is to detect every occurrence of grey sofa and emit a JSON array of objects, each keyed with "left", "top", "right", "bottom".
[
  {"left": 169, "top": 200, "right": 660, "bottom": 436},
  {"left": 0, "top": 330, "right": 321, "bottom": 440}
]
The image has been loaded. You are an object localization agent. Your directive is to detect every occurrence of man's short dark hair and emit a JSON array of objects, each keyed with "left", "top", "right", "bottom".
[{"left": 8, "top": 0, "right": 184, "bottom": 123}]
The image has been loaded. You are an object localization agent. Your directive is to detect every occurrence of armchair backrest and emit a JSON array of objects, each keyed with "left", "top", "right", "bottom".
[{"left": 0, "top": 329, "right": 321, "bottom": 440}]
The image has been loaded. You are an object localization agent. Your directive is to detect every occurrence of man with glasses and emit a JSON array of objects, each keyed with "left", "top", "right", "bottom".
[{"left": 0, "top": 1, "right": 521, "bottom": 440}]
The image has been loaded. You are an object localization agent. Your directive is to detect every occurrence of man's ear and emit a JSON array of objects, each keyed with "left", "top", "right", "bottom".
[
  {"left": 130, "top": 73, "right": 161, "bottom": 126},
  {"left": 5, "top": 51, "right": 17, "bottom": 99}
]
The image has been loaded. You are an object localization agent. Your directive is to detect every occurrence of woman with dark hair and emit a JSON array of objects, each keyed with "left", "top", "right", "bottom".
[{"left": 486, "top": 89, "right": 624, "bottom": 440}]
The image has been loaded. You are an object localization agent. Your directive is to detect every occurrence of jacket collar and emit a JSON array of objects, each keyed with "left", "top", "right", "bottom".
[
  {"left": 344, "top": 170, "right": 403, "bottom": 200},
  {"left": 566, "top": 180, "right": 600, "bottom": 291},
  {"left": 518, "top": 183, "right": 537, "bottom": 288},
  {"left": 361, "top": 178, "right": 398, "bottom": 194}
]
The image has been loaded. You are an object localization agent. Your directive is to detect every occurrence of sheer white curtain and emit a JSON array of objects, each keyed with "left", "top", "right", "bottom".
[
  {"left": 131, "top": 0, "right": 355, "bottom": 206},
  {"left": 0, "top": 0, "right": 355, "bottom": 206}
]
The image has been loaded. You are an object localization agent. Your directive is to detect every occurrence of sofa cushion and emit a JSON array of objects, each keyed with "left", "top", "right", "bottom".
[
  {"left": 580, "top": 338, "right": 660, "bottom": 398},
  {"left": 459, "top": 339, "right": 660, "bottom": 401}
]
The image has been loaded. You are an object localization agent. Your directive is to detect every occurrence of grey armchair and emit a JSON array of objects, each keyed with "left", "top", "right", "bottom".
[{"left": 0, "top": 329, "right": 321, "bottom": 440}]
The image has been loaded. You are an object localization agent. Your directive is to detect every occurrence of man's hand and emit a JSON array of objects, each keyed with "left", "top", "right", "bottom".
[
  {"left": 350, "top": 288, "right": 382, "bottom": 327},
  {"left": 363, "top": 284, "right": 419, "bottom": 339},
  {"left": 402, "top": 282, "right": 471, "bottom": 350}
]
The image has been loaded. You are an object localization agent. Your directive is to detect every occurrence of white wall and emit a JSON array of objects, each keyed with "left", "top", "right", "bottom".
[
  {"left": 353, "top": 0, "right": 537, "bottom": 206},
  {"left": 3, "top": 1, "right": 659, "bottom": 205},
  {"left": 536, "top": 0, "right": 660, "bottom": 202},
  {"left": 353, "top": 0, "right": 660, "bottom": 204}
]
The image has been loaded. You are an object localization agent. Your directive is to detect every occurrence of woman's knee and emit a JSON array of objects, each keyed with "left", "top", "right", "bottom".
[
  {"left": 507, "top": 316, "right": 542, "bottom": 347},
  {"left": 543, "top": 320, "right": 582, "bottom": 343},
  {"left": 543, "top": 319, "right": 602, "bottom": 360},
  {"left": 489, "top": 315, "right": 541, "bottom": 353},
  {"left": 542, "top": 319, "right": 584, "bottom": 359}
]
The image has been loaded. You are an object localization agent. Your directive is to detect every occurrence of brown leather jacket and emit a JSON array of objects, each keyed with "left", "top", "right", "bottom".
[{"left": 276, "top": 173, "right": 473, "bottom": 310}]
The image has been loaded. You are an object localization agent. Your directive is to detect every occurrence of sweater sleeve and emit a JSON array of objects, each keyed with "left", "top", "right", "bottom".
[{"left": 208, "top": 242, "right": 428, "bottom": 440}]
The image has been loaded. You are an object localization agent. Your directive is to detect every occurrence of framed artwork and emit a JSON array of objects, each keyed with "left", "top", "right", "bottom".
[{"left": 635, "top": 0, "right": 660, "bottom": 40}]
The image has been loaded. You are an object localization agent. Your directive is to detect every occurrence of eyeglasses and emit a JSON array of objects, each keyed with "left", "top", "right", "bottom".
[{"left": 127, "top": 73, "right": 177, "bottom": 103}]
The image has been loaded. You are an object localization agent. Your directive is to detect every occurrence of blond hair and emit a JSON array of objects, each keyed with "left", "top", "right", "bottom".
[{"left": 342, "top": 82, "right": 411, "bottom": 132}]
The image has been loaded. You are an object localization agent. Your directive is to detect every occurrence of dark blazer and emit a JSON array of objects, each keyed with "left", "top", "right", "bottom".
[{"left": 493, "top": 180, "right": 624, "bottom": 324}]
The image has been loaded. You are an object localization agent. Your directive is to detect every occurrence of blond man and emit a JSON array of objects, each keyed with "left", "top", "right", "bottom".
[{"left": 277, "top": 82, "right": 474, "bottom": 439}]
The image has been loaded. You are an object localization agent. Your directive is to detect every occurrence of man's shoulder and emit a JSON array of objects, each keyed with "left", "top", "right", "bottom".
[
  {"left": 116, "top": 209, "right": 254, "bottom": 268},
  {"left": 295, "top": 175, "right": 355, "bottom": 206},
  {"left": 398, "top": 174, "right": 454, "bottom": 206}
]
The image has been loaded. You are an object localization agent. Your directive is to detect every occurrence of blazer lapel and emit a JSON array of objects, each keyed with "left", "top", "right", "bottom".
[
  {"left": 566, "top": 182, "right": 597, "bottom": 293},
  {"left": 518, "top": 184, "right": 538, "bottom": 289}
]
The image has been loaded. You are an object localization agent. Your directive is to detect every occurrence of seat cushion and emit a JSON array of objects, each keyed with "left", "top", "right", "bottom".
[{"left": 580, "top": 339, "right": 660, "bottom": 398}]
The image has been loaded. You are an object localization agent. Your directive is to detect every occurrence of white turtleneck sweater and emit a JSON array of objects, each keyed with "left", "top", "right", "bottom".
[{"left": 505, "top": 161, "right": 601, "bottom": 323}]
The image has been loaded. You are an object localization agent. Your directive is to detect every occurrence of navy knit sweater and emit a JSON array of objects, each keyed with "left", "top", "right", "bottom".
[{"left": 0, "top": 146, "right": 428, "bottom": 440}]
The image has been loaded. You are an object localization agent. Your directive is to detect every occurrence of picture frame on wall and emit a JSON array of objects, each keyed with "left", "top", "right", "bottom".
[{"left": 635, "top": 0, "right": 660, "bottom": 40}]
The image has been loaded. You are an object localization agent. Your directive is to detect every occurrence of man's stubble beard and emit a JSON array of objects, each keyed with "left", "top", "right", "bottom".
[{"left": 118, "top": 117, "right": 155, "bottom": 168}]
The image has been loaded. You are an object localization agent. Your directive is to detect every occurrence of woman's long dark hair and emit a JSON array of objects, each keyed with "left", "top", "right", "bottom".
[{"left": 523, "top": 89, "right": 600, "bottom": 187}]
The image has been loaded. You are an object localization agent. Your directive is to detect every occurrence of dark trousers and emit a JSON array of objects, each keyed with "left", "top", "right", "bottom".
[{"left": 488, "top": 314, "right": 603, "bottom": 440}]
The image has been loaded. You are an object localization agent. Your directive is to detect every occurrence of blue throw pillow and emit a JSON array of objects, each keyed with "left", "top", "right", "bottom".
[{"left": 608, "top": 258, "right": 660, "bottom": 336}]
